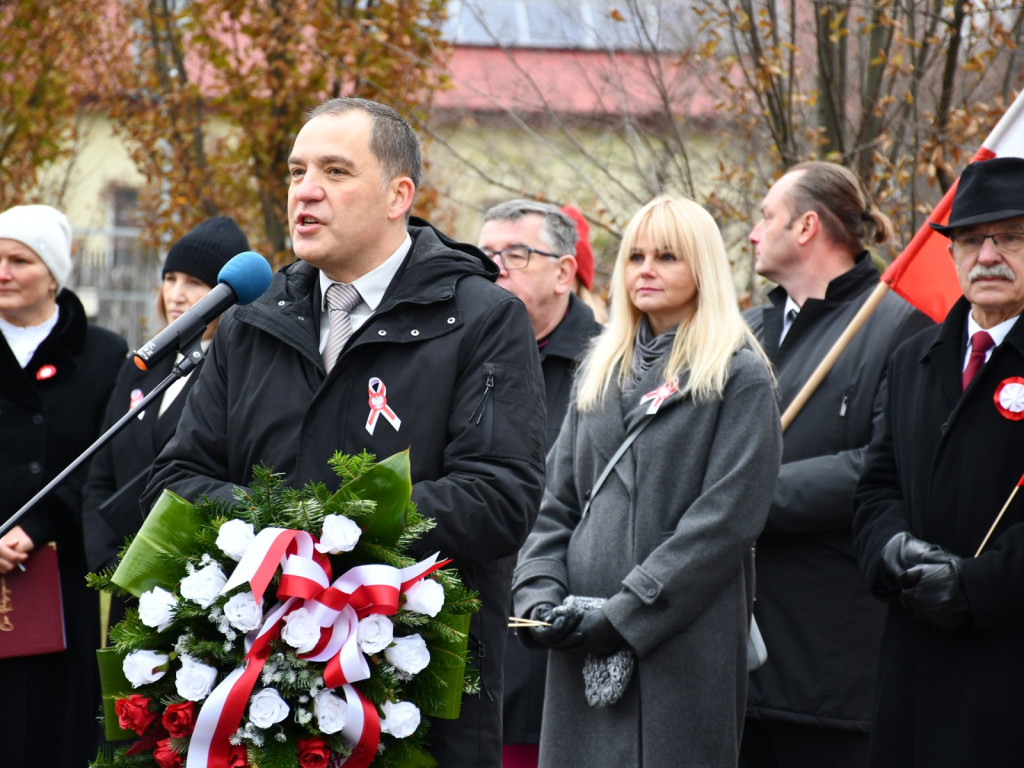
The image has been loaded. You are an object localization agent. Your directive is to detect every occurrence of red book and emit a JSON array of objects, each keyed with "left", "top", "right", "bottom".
[{"left": 0, "top": 544, "right": 66, "bottom": 658}]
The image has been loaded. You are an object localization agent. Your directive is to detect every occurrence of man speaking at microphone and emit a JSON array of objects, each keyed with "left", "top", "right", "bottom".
[{"left": 143, "top": 97, "right": 546, "bottom": 766}]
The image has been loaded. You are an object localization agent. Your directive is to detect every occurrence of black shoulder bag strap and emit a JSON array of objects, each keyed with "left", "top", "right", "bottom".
[{"left": 581, "top": 413, "right": 655, "bottom": 520}]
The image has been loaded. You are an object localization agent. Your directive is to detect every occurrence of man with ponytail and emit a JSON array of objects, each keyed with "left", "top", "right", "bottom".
[{"left": 740, "top": 162, "right": 932, "bottom": 768}]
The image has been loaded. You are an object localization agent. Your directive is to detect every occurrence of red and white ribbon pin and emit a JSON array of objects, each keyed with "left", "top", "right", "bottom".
[
  {"left": 366, "top": 377, "right": 401, "bottom": 435},
  {"left": 639, "top": 379, "right": 679, "bottom": 414}
]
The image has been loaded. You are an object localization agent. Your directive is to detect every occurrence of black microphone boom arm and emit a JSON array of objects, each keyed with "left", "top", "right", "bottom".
[{"left": 0, "top": 338, "right": 206, "bottom": 538}]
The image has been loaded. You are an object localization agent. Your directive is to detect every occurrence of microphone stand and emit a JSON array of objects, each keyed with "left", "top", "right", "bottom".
[{"left": 0, "top": 335, "right": 207, "bottom": 538}]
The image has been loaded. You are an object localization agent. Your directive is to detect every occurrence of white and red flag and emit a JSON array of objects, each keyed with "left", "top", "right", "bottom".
[{"left": 883, "top": 90, "right": 1024, "bottom": 321}]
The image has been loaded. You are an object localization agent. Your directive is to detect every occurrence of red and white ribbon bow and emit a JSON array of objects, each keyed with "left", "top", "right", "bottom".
[
  {"left": 365, "top": 377, "right": 401, "bottom": 435},
  {"left": 639, "top": 379, "right": 679, "bottom": 414},
  {"left": 187, "top": 527, "right": 448, "bottom": 768}
]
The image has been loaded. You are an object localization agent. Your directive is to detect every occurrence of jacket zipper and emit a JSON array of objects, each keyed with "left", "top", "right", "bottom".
[
  {"left": 839, "top": 393, "right": 848, "bottom": 417},
  {"left": 470, "top": 371, "right": 495, "bottom": 424},
  {"left": 478, "top": 636, "right": 494, "bottom": 701}
]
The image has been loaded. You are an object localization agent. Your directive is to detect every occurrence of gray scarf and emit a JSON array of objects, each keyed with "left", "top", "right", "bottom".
[{"left": 624, "top": 316, "right": 677, "bottom": 397}]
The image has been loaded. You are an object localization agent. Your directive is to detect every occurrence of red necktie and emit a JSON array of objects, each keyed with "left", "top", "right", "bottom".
[{"left": 962, "top": 330, "right": 994, "bottom": 391}]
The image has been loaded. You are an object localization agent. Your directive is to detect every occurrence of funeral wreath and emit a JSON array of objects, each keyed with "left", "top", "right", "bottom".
[{"left": 88, "top": 450, "right": 478, "bottom": 768}]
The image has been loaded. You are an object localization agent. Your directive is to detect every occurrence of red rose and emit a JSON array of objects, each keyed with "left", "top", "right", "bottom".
[
  {"left": 227, "top": 743, "right": 249, "bottom": 767},
  {"left": 115, "top": 694, "right": 157, "bottom": 735},
  {"left": 124, "top": 723, "right": 168, "bottom": 757},
  {"left": 153, "top": 738, "right": 184, "bottom": 768},
  {"left": 297, "top": 736, "right": 331, "bottom": 768},
  {"left": 161, "top": 701, "right": 196, "bottom": 739}
]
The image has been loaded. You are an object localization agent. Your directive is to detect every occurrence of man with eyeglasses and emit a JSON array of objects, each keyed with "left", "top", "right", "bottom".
[
  {"left": 478, "top": 200, "right": 601, "bottom": 768},
  {"left": 853, "top": 156, "right": 1024, "bottom": 767}
]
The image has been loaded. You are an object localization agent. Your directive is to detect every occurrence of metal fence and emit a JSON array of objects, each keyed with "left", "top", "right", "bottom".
[{"left": 72, "top": 226, "right": 162, "bottom": 352}]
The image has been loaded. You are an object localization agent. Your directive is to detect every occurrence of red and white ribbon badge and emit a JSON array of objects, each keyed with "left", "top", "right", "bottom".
[
  {"left": 365, "top": 377, "right": 401, "bottom": 435},
  {"left": 187, "top": 526, "right": 448, "bottom": 768},
  {"left": 130, "top": 388, "right": 146, "bottom": 420},
  {"left": 994, "top": 376, "right": 1024, "bottom": 421},
  {"left": 129, "top": 388, "right": 145, "bottom": 409},
  {"left": 639, "top": 378, "right": 679, "bottom": 415},
  {"left": 35, "top": 364, "right": 57, "bottom": 381}
]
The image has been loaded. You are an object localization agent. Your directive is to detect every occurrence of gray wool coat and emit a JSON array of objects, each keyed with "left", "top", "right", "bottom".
[{"left": 512, "top": 345, "right": 782, "bottom": 768}]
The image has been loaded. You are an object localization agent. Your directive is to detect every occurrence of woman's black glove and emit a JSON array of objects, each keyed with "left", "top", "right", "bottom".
[
  {"left": 877, "top": 531, "right": 952, "bottom": 595},
  {"left": 899, "top": 557, "right": 971, "bottom": 633},
  {"left": 575, "top": 609, "right": 627, "bottom": 656},
  {"left": 528, "top": 603, "right": 583, "bottom": 650}
]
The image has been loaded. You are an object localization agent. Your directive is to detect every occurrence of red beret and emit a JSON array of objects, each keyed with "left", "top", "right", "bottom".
[{"left": 561, "top": 205, "right": 594, "bottom": 290}]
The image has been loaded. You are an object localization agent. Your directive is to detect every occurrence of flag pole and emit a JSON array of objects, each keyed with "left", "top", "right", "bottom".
[
  {"left": 780, "top": 282, "right": 890, "bottom": 432},
  {"left": 975, "top": 470, "right": 1024, "bottom": 557}
]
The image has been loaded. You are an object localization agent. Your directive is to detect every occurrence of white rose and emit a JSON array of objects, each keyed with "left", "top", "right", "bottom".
[
  {"left": 281, "top": 607, "right": 321, "bottom": 653},
  {"left": 175, "top": 655, "right": 219, "bottom": 701},
  {"left": 216, "top": 519, "right": 256, "bottom": 561},
  {"left": 315, "top": 514, "right": 362, "bottom": 554},
  {"left": 122, "top": 649, "right": 169, "bottom": 688},
  {"left": 223, "top": 591, "right": 263, "bottom": 632},
  {"left": 402, "top": 578, "right": 445, "bottom": 617},
  {"left": 379, "top": 700, "right": 421, "bottom": 738},
  {"left": 313, "top": 689, "right": 347, "bottom": 734},
  {"left": 180, "top": 561, "right": 228, "bottom": 609},
  {"left": 357, "top": 614, "right": 394, "bottom": 655},
  {"left": 138, "top": 586, "right": 177, "bottom": 631},
  {"left": 248, "top": 687, "right": 289, "bottom": 728},
  {"left": 384, "top": 634, "right": 430, "bottom": 676}
]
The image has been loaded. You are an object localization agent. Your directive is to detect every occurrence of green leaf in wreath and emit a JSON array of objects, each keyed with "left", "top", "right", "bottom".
[
  {"left": 334, "top": 450, "right": 412, "bottom": 547},
  {"left": 95, "top": 648, "right": 135, "bottom": 742},
  {"left": 111, "top": 490, "right": 204, "bottom": 597},
  {"left": 421, "top": 611, "right": 471, "bottom": 720}
]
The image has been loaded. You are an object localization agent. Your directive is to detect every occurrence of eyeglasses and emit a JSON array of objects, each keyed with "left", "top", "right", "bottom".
[
  {"left": 481, "top": 244, "right": 562, "bottom": 271},
  {"left": 950, "top": 231, "right": 1024, "bottom": 257}
]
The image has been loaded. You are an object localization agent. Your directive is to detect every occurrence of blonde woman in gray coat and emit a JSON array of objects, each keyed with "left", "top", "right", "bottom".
[{"left": 512, "top": 196, "right": 782, "bottom": 767}]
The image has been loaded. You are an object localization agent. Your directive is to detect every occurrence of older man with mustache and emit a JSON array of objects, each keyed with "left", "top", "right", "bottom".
[{"left": 853, "top": 156, "right": 1024, "bottom": 767}]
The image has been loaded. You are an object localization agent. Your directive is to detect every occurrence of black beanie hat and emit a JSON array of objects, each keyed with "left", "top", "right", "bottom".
[{"left": 163, "top": 216, "right": 250, "bottom": 287}]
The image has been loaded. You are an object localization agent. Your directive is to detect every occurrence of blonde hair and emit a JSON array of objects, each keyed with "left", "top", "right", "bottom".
[{"left": 576, "top": 196, "right": 765, "bottom": 410}]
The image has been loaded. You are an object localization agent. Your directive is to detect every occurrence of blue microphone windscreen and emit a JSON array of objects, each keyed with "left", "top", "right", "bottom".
[{"left": 217, "top": 251, "right": 274, "bottom": 304}]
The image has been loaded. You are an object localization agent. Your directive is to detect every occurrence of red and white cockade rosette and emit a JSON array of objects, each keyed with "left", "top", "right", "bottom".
[
  {"left": 994, "top": 376, "right": 1024, "bottom": 421},
  {"left": 182, "top": 525, "right": 449, "bottom": 768}
]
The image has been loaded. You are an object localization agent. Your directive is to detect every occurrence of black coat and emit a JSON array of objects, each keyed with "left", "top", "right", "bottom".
[
  {"left": 743, "top": 254, "right": 932, "bottom": 731},
  {"left": 503, "top": 293, "right": 599, "bottom": 745},
  {"left": 143, "top": 219, "right": 547, "bottom": 767},
  {"left": 0, "top": 289, "right": 127, "bottom": 768},
  {"left": 538, "top": 294, "right": 601, "bottom": 451},
  {"left": 83, "top": 354, "right": 203, "bottom": 572},
  {"left": 853, "top": 298, "right": 1024, "bottom": 767}
]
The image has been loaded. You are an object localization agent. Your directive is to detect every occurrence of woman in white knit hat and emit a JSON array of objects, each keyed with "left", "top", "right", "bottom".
[{"left": 0, "top": 204, "right": 128, "bottom": 768}]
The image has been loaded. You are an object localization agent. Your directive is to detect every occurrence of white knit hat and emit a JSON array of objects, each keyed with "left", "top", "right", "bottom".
[{"left": 0, "top": 204, "right": 73, "bottom": 289}]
